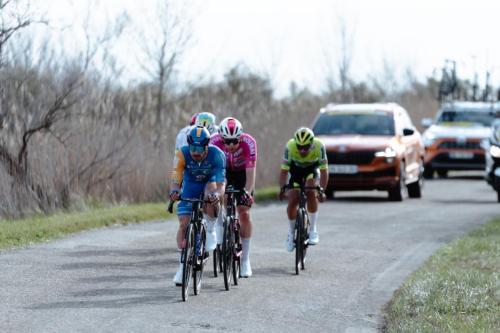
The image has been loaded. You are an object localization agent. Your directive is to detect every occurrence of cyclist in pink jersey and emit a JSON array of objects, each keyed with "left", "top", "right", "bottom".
[{"left": 211, "top": 117, "right": 257, "bottom": 277}]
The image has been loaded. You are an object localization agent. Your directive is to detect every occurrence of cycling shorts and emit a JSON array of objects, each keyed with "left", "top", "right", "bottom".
[{"left": 178, "top": 181, "right": 206, "bottom": 216}]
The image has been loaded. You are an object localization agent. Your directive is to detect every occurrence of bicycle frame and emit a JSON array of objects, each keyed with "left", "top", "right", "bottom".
[
  {"left": 221, "top": 185, "right": 242, "bottom": 290},
  {"left": 285, "top": 183, "right": 322, "bottom": 275},
  {"left": 168, "top": 195, "right": 208, "bottom": 301}
]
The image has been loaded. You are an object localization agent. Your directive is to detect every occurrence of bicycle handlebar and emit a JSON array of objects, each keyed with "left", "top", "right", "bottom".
[
  {"left": 283, "top": 184, "right": 323, "bottom": 192},
  {"left": 167, "top": 196, "right": 210, "bottom": 214}
]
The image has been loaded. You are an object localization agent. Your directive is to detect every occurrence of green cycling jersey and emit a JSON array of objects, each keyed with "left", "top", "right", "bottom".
[{"left": 281, "top": 138, "right": 328, "bottom": 171}]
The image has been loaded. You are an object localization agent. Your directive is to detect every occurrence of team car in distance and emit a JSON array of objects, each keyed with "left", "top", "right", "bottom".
[
  {"left": 485, "top": 118, "right": 500, "bottom": 202},
  {"left": 421, "top": 101, "right": 498, "bottom": 178},
  {"left": 312, "top": 103, "right": 424, "bottom": 201}
]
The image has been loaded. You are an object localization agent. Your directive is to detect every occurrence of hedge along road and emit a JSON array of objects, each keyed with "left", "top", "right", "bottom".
[{"left": 1, "top": 173, "right": 498, "bottom": 333}]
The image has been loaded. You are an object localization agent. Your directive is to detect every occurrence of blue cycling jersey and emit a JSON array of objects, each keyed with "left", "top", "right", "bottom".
[{"left": 171, "top": 145, "right": 226, "bottom": 185}]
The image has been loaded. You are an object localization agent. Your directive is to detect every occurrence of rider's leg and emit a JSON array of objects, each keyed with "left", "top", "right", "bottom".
[
  {"left": 173, "top": 214, "right": 190, "bottom": 285},
  {"left": 216, "top": 194, "right": 225, "bottom": 245},
  {"left": 203, "top": 182, "right": 223, "bottom": 252},
  {"left": 238, "top": 205, "right": 253, "bottom": 277},
  {"left": 305, "top": 177, "right": 320, "bottom": 244},
  {"left": 285, "top": 189, "right": 300, "bottom": 252}
]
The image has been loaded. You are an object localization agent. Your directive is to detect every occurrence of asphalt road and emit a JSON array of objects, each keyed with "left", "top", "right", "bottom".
[{"left": 1, "top": 173, "right": 499, "bottom": 333}]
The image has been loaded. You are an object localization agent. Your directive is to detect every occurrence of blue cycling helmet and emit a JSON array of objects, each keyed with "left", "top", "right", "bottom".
[{"left": 187, "top": 125, "right": 211, "bottom": 146}]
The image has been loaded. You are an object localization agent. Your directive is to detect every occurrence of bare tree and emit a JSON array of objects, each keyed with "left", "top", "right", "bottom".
[
  {"left": 321, "top": 13, "right": 356, "bottom": 103},
  {"left": 137, "top": 0, "right": 193, "bottom": 143}
]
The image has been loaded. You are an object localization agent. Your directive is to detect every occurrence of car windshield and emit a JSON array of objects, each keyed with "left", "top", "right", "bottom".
[
  {"left": 437, "top": 110, "right": 495, "bottom": 127},
  {"left": 313, "top": 112, "right": 395, "bottom": 136}
]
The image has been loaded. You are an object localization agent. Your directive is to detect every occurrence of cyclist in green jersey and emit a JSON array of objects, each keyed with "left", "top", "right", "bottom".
[{"left": 278, "top": 127, "right": 329, "bottom": 251}]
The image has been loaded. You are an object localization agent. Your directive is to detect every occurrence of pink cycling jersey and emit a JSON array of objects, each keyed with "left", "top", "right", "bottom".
[{"left": 211, "top": 133, "right": 257, "bottom": 171}]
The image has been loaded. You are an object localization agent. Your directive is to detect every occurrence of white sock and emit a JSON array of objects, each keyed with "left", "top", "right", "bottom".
[
  {"left": 288, "top": 219, "right": 295, "bottom": 235},
  {"left": 309, "top": 212, "right": 318, "bottom": 232},
  {"left": 242, "top": 237, "right": 250, "bottom": 262},
  {"left": 177, "top": 249, "right": 183, "bottom": 266}
]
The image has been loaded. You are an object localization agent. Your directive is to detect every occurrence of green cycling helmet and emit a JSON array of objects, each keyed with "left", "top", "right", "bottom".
[{"left": 294, "top": 127, "right": 314, "bottom": 146}]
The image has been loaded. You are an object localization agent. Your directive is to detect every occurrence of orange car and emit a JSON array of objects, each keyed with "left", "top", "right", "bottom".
[{"left": 312, "top": 103, "right": 425, "bottom": 201}]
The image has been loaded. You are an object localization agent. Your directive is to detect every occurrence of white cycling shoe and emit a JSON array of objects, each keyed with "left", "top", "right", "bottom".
[
  {"left": 173, "top": 263, "right": 183, "bottom": 286},
  {"left": 240, "top": 259, "right": 252, "bottom": 278},
  {"left": 285, "top": 234, "right": 295, "bottom": 252},
  {"left": 205, "top": 228, "right": 217, "bottom": 252},
  {"left": 308, "top": 231, "right": 319, "bottom": 245}
]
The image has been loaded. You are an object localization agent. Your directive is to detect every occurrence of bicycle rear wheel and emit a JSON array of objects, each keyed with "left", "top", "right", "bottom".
[
  {"left": 222, "top": 218, "right": 234, "bottom": 290},
  {"left": 182, "top": 224, "right": 194, "bottom": 302},
  {"left": 295, "top": 211, "right": 303, "bottom": 275},
  {"left": 193, "top": 224, "right": 206, "bottom": 295}
]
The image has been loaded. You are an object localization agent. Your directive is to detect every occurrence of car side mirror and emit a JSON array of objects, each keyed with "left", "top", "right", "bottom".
[
  {"left": 421, "top": 118, "right": 433, "bottom": 128},
  {"left": 403, "top": 128, "right": 415, "bottom": 136}
]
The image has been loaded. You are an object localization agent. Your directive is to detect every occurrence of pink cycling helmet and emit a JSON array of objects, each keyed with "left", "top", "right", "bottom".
[{"left": 219, "top": 117, "right": 243, "bottom": 139}]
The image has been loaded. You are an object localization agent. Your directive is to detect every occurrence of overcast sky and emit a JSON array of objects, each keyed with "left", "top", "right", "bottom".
[{"left": 37, "top": 0, "right": 500, "bottom": 96}]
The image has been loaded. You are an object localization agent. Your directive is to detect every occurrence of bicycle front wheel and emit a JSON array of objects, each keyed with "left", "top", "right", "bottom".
[
  {"left": 222, "top": 218, "right": 234, "bottom": 290},
  {"left": 182, "top": 224, "right": 194, "bottom": 302},
  {"left": 300, "top": 209, "right": 309, "bottom": 270},
  {"left": 193, "top": 224, "right": 206, "bottom": 296},
  {"left": 295, "top": 211, "right": 303, "bottom": 275},
  {"left": 232, "top": 222, "right": 241, "bottom": 285}
]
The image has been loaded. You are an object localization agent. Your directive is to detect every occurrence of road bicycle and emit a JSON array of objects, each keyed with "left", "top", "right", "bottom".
[
  {"left": 285, "top": 183, "right": 323, "bottom": 275},
  {"left": 221, "top": 185, "right": 242, "bottom": 290},
  {"left": 168, "top": 195, "right": 209, "bottom": 302}
]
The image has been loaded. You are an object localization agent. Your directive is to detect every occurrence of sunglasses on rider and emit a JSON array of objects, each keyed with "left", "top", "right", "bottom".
[
  {"left": 296, "top": 143, "right": 312, "bottom": 152},
  {"left": 189, "top": 145, "right": 206, "bottom": 153},
  {"left": 223, "top": 138, "right": 240, "bottom": 145}
]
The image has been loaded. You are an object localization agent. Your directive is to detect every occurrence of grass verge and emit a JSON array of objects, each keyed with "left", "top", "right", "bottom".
[
  {"left": 384, "top": 217, "right": 500, "bottom": 332},
  {"left": 0, "top": 187, "right": 281, "bottom": 251},
  {"left": 0, "top": 203, "right": 169, "bottom": 250}
]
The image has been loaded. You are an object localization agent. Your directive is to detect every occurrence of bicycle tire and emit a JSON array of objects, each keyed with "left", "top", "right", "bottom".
[
  {"left": 222, "top": 218, "right": 233, "bottom": 290},
  {"left": 193, "top": 224, "right": 206, "bottom": 295},
  {"left": 182, "top": 224, "right": 194, "bottom": 302},
  {"left": 295, "top": 211, "right": 303, "bottom": 275},
  {"left": 301, "top": 209, "right": 309, "bottom": 270},
  {"left": 232, "top": 221, "right": 241, "bottom": 286},
  {"left": 213, "top": 247, "right": 218, "bottom": 277}
]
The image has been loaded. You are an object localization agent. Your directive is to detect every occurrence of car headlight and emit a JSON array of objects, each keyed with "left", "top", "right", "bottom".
[
  {"left": 490, "top": 145, "right": 500, "bottom": 158},
  {"left": 422, "top": 133, "right": 436, "bottom": 147},
  {"left": 375, "top": 147, "right": 397, "bottom": 163}
]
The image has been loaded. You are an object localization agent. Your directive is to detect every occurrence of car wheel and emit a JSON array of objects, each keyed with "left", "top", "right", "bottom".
[
  {"left": 423, "top": 165, "right": 434, "bottom": 179},
  {"left": 407, "top": 180, "right": 421, "bottom": 198},
  {"left": 325, "top": 187, "right": 334, "bottom": 200},
  {"left": 437, "top": 169, "right": 448, "bottom": 178},
  {"left": 388, "top": 163, "right": 405, "bottom": 202},
  {"left": 408, "top": 163, "right": 423, "bottom": 198}
]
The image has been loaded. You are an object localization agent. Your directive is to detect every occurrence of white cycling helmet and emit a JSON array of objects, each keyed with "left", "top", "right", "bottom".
[{"left": 219, "top": 117, "right": 243, "bottom": 139}]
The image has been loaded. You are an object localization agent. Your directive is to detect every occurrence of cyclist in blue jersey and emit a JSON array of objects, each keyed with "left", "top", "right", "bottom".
[{"left": 170, "top": 126, "right": 226, "bottom": 285}]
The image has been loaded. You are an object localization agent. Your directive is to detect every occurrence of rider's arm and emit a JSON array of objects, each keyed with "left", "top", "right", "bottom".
[
  {"left": 212, "top": 146, "right": 227, "bottom": 198},
  {"left": 318, "top": 141, "right": 329, "bottom": 190},
  {"left": 243, "top": 135, "right": 257, "bottom": 193},
  {"left": 170, "top": 149, "right": 186, "bottom": 192},
  {"left": 279, "top": 142, "right": 291, "bottom": 188},
  {"left": 319, "top": 169, "right": 328, "bottom": 190},
  {"left": 245, "top": 167, "right": 256, "bottom": 193}
]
